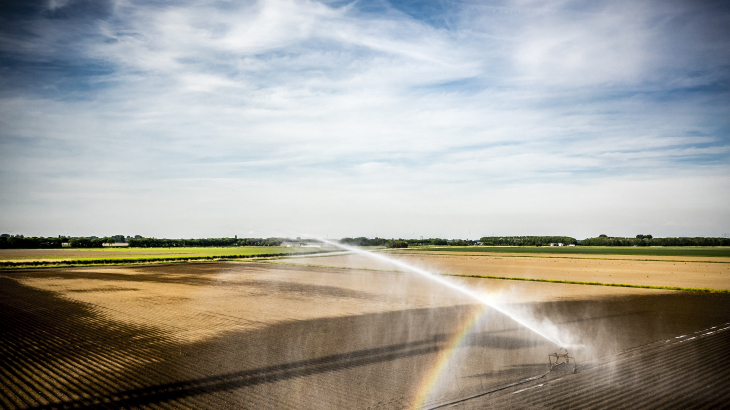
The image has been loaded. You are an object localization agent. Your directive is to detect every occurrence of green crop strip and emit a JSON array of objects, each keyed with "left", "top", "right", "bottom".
[
  {"left": 0, "top": 247, "right": 333, "bottom": 262},
  {"left": 0, "top": 251, "right": 330, "bottom": 269},
  {"left": 442, "top": 273, "right": 730, "bottom": 294}
]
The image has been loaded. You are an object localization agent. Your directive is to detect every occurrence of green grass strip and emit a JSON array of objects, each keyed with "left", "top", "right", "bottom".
[
  {"left": 0, "top": 251, "right": 329, "bottom": 269},
  {"left": 442, "top": 273, "right": 730, "bottom": 293}
]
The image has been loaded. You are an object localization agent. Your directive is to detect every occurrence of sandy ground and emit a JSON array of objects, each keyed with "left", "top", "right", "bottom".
[
  {"left": 287, "top": 251, "right": 730, "bottom": 290},
  {"left": 11, "top": 263, "right": 471, "bottom": 343},
  {"left": 2, "top": 260, "right": 729, "bottom": 409},
  {"left": 402, "top": 250, "right": 730, "bottom": 262},
  {"left": 7, "top": 262, "right": 675, "bottom": 344}
]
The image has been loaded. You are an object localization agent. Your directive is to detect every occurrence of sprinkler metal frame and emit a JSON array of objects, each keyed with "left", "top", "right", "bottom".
[{"left": 549, "top": 348, "right": 577, "bottom": 374}]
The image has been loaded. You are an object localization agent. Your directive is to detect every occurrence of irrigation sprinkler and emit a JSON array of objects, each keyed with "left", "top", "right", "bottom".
[{"left": 548, "top": 348, "right": 576, "bottom": 374}]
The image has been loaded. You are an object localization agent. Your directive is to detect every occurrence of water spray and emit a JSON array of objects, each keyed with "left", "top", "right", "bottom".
[{"left": 306, "top": 236, "right": 566, "bottom": 347}]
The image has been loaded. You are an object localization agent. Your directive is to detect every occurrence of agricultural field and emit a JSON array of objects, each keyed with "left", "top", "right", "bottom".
[
  {"left": 288, "top": 250, "right": 730, "bottom": 292},
  {"left": 0, "top": 246, "right": 331, "bottom": 267},
  {"left": 406, "top": 245, "right": 730, "bottom": 258},
  {"left": 1, "top": 249, "right": 729, "bottom": 409}
]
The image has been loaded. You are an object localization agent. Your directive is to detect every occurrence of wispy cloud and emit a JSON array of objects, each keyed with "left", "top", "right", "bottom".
[{"left": 0, "top": 0, "right": 728, "bottom": 238}]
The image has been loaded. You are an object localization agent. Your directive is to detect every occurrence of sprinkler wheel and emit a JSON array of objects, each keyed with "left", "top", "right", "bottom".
[{"left": 548, "top": 348, "right": 576, "bottom": 373}]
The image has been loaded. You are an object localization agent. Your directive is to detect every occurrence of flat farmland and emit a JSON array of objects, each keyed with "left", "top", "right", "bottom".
[
  {"left": 0, "top": 247, "right": 329, "bottom": 266},
  {"left": 409, "top": 246, "right": 730, "bottom": 258},
  {"left": 2, "top": 253, "right": 730, "bottom": 409},
  {"left": 287, "top": 250, "right": 730, "bottom": 291}
]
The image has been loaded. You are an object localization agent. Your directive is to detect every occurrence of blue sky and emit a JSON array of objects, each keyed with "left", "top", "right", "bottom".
[{"left": 1, "top": 0, "right": 729, "bottom": 239}]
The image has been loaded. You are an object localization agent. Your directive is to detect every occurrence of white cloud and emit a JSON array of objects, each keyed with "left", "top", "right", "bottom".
[{"left": 0, "top": 0, "right": 728, "bottom": 238}]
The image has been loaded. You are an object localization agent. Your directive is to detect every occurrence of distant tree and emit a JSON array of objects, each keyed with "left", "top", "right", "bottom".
[
  {"left": 385, "top": 240, "right": 408, "bottom": 248},
  {"left": 69, "top": 238, "right": 92, "bottom": 248},
  {"left": 478, "top": 236, "right": 577, "bottom": 246},
  {"left": 385, "top": 240, "right": 408, "bottom": 249},
  {"left": 339, "top": 237, "right": 388, "bottom": 246},
  {"left": 90, "top": 238, "right": 106, "bottom": 247}
]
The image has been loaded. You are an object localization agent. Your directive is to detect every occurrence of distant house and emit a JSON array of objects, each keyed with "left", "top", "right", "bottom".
[
  {"left": 281, "top": 241, "right": 301, "bottom": 247},
  {"left": 549, "top": 243, "right": 565, "bottom": 247}
]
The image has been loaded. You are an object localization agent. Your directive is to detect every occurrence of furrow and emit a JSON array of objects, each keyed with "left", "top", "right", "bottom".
[
  {"left": 577, "top": 342, "right": 724, "bottom": 408},
  {"left": 0, "top": 344, "right": 81, "bottom": 405},
  {"left": 510, "top": 331, "right": 730, "bottom": 409},
  {"left": 1, "top": 335, "right": 126, "bottom": 404},
  {"left": 545, "top": 332, "right": 724, "bottom": 408},
  {"left": 0, "top": 367, "right": 35, "bottom": 409},
  {"left": 570, "top": 335, "right": 729, "bottom": 410},
  {"left": 0, "top": 356, "right": 56, "bottom": 407}
]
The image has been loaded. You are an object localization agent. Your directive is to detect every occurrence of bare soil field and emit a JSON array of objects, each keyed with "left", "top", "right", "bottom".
[
  {"left": 1, "top": 259, "right": 729, "bottom": 409},
  {"left": 407, "top": 250, "right": 730, "bottom": 262},
  {"left": 288, "top": 252, "right": 730, "bottom": 290}
]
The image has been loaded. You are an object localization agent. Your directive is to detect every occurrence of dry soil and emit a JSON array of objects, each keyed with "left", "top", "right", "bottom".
[{"left": 1, "top": 257, "right": 729, "bottom": 409}]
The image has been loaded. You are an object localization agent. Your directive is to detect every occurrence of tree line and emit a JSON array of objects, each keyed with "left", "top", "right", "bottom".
[
  {"left": 479, "top": 236, "right": 578, "bottom": 246},
  {"left": 0, "top": 236, "right": 119, "bottom": 249},
  {"left": 127, "top": 237, "right": 284, "bottom": 247},
  {"left": 579, "top": 235, "right": 730, "bottom": 247},
  {"left": 3, "top": 234, "right": 729, "bottom": 249},
  {"left": 0, "top": 236, "right": 67, "bottom": 248},
  {"left": 0, "top": 235, "right": 287, "bottom": 248},
  {"left": 338, "top": 237, "right": 485, "bottom": 248},
  {"left": 385, "top": 240, "right": 409, "bottom": 248},
  {"left": 339, "top": 237, "right": 390, "bottom": 246}
]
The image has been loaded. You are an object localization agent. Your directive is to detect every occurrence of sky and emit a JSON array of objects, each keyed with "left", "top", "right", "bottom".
[{"left": 1, "top": 0, "right": 729, "bottom": 240}]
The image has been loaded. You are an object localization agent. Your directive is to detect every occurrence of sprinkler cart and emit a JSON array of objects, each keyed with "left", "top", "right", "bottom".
[{"left": 549, "top": 348, "right": 577, "bottom": 374}]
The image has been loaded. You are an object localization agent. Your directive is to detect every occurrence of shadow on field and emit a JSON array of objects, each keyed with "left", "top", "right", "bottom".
[
  {"left": 4, "top": 265, "right": 730, "bottom": 410},
  {"left": 26, "top": 337, "right": 447, "bottom": 409},
  {"left": 0, "top": 277, "right": 167, "bottom": 409},
  {"left": 5, "top": 264, "right": 383, "bottom": 300}
]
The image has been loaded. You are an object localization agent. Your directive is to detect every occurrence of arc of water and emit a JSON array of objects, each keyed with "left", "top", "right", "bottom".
[{"left": 310, "top": 236, "right": 564, "bottom": 347}]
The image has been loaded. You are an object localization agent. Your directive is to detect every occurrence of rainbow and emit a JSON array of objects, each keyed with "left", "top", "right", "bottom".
[{"left": 410, "top": 305, "right": 492, "bottom": 410}]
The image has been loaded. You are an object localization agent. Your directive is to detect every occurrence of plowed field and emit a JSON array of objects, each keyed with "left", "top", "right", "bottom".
[
  {"left": 288, "top": 251, "right": 730, "bottom": 290},
  {"left": 1, "top": 258, "right": 729, "bottom": 409}
]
